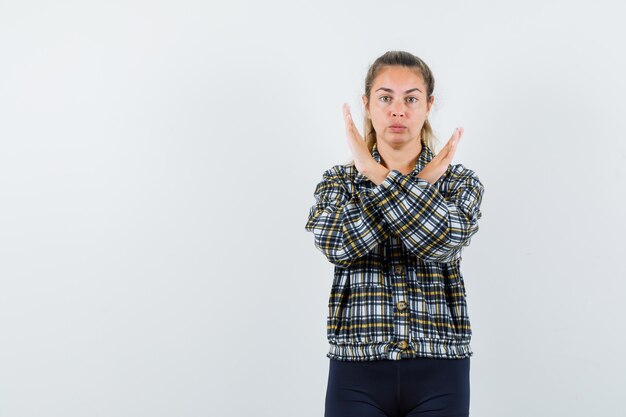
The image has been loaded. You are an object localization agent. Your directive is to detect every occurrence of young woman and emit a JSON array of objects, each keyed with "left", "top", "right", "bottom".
[{"left": 305, "top": 51, "right": 485, "bottom": 417}]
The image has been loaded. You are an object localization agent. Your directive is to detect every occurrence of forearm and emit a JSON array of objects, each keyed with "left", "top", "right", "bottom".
[
  {"left": 305, "top": 166, "right": 390, "bottom": 267},
  {"left": 362, "top": 161, "right": 391, "bottom": 186},
  {"left": 361, "top": 166, "right": 484, "bottom": 262}
]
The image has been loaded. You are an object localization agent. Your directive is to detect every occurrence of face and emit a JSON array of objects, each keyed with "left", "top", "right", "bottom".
[{"left": 362, "top": 65, "right": 434, "bottom": 147}]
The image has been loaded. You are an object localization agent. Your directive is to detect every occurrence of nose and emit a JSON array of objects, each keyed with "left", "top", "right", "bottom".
[{"left": 391, "top": 104, "right": 405, "bottom": 117}]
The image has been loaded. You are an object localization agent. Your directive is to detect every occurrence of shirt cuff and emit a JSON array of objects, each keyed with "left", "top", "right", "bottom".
[
  {"left": 364, "top": 170, "right": 434, "bottom": 206},
  {"left": 365, "top": 169, "right": 403, "bottom": 205}
]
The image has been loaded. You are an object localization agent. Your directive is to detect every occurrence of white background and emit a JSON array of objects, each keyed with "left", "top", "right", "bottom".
[{"left": 1, "top": 1, "right": 625, "bottom": 416}]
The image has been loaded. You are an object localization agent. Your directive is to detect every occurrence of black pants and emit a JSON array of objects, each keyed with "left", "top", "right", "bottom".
[{"left": 324, "top": 356, "right": 470, "bottom": 417}]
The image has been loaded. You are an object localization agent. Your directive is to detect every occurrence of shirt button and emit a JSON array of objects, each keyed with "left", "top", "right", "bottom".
[
  {"left": 398, "top": 340, "right": 408, "bottom": 350},
  {"left": 394, "top": 266, "right": 403, "bottom": 274},
  {"left": 397, "top": 301, "right": 407, "bottom": 311}
]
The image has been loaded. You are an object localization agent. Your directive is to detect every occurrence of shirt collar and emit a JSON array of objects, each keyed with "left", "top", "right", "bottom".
[{"left": 355, "top": 141, "right": 435, "bottom": 183}]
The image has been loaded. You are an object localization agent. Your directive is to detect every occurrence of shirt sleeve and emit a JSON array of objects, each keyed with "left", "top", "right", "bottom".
[
  {"left": 361, "top": 165, "right": 484, "bottom": 263},
  {"left": 305, "top": 166, "right": 390, "bottom": 268}
]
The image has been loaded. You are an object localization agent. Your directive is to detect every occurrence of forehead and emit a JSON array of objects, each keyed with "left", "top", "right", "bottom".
[{"left": 372, "top": 66, "right": 426, "bottom": 92}]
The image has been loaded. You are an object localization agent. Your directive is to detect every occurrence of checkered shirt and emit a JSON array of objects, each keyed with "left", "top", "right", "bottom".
[{"left": 305, "top": 141, "right": 485, "bottom": 361}]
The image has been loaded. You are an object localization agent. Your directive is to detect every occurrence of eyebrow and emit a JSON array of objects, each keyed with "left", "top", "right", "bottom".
[{"left": 375, "top": 87, "right": 423, "bottom": 94}]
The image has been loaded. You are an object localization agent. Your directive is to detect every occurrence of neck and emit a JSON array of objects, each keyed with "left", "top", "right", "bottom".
[{"left": 377, "top": 140, "right": 423, "bottom": 176}]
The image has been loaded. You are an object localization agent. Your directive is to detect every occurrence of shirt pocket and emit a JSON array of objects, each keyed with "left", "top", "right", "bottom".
[
  {"left": 408, "top": 261, "right": 468, "bottom": 341},
  {"left": 444, "top": 267, "right": 472, "bottom": 341},
  {"left": 327, "top": 281, "right": 353, "bottom": 344},
  {"left": 327, "top": 282, "right": 394, "bottom": 345},
  {"left": 418, "top": 269, "right": 472, "bottom": 341},
  {"left": 421, "top": 277, "right": 456, "bottom": 339}
]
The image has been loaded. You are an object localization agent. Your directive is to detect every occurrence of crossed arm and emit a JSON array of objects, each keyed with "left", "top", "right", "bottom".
[{"left": 305, "top": 164, "right": 484, "bottom": 267}]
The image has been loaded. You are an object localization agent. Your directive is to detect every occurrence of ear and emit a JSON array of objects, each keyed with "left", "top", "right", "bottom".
[
  {"left": 425, "top": 95, "right": 435, "bottom": 118},
  {"left": 362, "top": 95, "right": 370, "bottom": 118}
]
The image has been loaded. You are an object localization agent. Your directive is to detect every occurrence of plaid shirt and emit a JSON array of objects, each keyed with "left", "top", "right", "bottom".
[{"left": 305, "top": 142, "right": 484, "bottom": 361}]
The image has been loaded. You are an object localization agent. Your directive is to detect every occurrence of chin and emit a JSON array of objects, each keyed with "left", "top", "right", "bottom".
[{"left": 381, "top": 136, "right": 411, "bottom": 144}]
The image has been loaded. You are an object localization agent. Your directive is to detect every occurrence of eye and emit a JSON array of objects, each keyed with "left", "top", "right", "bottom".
[
  {"left": 406, "top": 97, "right": 418, "bottom": 103},
  {"left": 379, "top": 95, "right": 391, "bottom": 102}
]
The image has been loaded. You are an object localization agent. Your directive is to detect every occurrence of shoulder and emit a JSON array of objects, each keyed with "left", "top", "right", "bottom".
[
  {"left": 437, "top": 163, "right": 484, "bottom": 194},
  {"left": 444, "top": 163, "right": 482, "bottom": 184},
  {"left": 312, "top": 163, "right": 359, "bottom": 197},
  {"left": 318, "top": 162, "right": 359, "bottom": 184},
  {"left": 312, "top": 163, "right": 353, "bottom": 194}
]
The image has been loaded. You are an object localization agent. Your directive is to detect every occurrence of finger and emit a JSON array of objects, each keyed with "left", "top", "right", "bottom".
[
  {"left": 455, "top": 127, "right": 463, "bottom": 146},
  {"left": 343, "top": 103, "right": 363, "bottom": 141},
  {"left": 437, "top": 128, "right": 459, "bottom": 160},
  {"left": 342, "top": 103, "right": 354, "bottom": 133},
  {"left": 445, "top": 127, "right": 463, "bottom": 162},
  {"left": 449, "top": 126, "right": 463, "bottom": 147},
  {"left": 342, "top": 103, "right": 353, "bottom": 135},
  {"left": 343, "top": 103, "right": 353, "bottom": 126},
  {"left": 454, "top": 127, "right": 463, "bottom": 146}
]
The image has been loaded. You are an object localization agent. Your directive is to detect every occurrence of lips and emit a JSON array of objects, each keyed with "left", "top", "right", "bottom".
[{"left": 389, "top": 125, "right": 407, "bottom": 132}]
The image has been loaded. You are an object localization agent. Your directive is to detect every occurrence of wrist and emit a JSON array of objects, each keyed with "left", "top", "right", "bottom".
[{"left": 363, "top": 162, "right": 391, "bottom": 186}]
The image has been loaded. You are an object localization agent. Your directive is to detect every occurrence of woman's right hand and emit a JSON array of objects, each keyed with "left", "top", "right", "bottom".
[
  {"left": 342, "top": 103, "right": 376, "bottom": 175},
  {"left": 417, "top": 127, "right": 464, "bottom": 184}
]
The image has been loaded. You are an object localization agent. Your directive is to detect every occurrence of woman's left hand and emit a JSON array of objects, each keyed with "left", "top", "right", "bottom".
[
  {"left": 417, "top": 127, "right": 463, "bottom": 184},
  {"left": 343, "top": 103, "right": 375, "bottom": 174}
]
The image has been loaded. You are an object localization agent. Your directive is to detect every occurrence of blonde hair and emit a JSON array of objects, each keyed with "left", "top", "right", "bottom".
[{"left": 347, "top": 50, "right": 440, "bottom": 165}]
